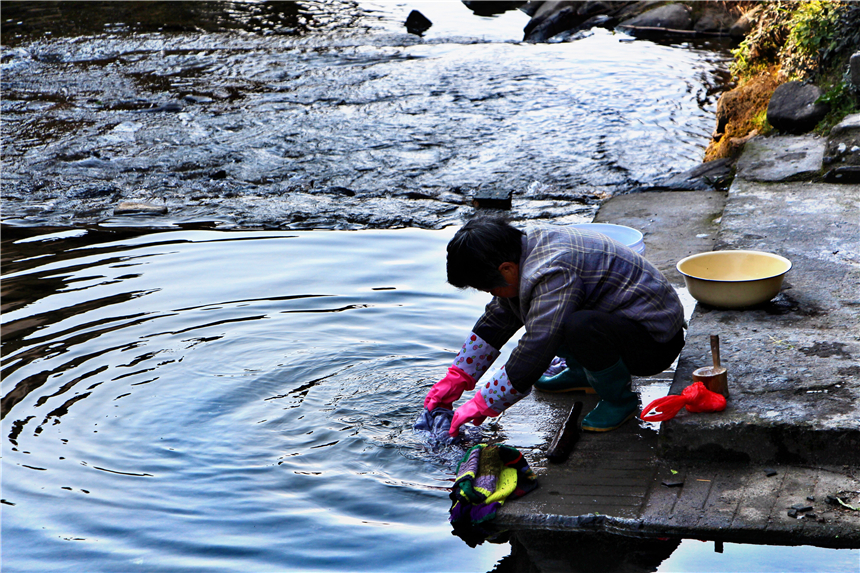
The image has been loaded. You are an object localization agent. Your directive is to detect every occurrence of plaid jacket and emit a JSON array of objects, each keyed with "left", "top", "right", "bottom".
[{"left": 472, "top": 225, "right": 684, "bottom": 390}]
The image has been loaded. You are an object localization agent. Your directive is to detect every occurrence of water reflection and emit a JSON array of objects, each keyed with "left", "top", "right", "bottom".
[
  {"left": 1, "top": 1, "right": 342, "bottom": 45},
  {"left": 1, "top": 224, "right": 512, "bottom": 572}
]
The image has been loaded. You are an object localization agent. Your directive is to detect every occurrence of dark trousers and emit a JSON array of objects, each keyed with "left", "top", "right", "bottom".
[{"left": 561, "top": 310, "right": 685, "bottom": 375}]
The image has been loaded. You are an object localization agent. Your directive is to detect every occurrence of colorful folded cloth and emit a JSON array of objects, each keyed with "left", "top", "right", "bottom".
[{"left": 449, "top": 444, "right": 538, "bottom": 525}]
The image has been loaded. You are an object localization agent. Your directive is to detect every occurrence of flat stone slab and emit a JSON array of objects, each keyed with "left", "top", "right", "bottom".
[
  {"left": 493, "top": 163, "right": 860, "bottom": 546},
  {"left": 736, "top": 135, "right": 825, "bottom": 182},
  {"left": 662, "top": 179, "right": 860, "bottom": 465}
]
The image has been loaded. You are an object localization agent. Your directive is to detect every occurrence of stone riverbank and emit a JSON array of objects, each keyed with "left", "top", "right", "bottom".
[{"left": 492, "top": 126, "right": 860, "bottom": 549}]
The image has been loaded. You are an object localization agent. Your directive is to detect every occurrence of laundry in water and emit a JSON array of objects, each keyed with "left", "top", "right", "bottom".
[{"left": 413, "top": 407, "right": 461, "bottom": 445}]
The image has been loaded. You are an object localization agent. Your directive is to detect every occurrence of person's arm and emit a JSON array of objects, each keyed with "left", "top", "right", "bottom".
[
  {"left": 424, "top": 299, "right": 523, "bottom": 411},
  {"left": 449, "top": 267, "right": 584, "bottom": 435}
]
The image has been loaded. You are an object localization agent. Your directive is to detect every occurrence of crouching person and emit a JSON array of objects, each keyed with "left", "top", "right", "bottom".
[{"left": 423, "top": 217, "right": 685, "bottom": 436}]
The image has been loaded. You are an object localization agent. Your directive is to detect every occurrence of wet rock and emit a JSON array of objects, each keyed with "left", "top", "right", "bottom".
[
  {"left": 735, "top": 136, "right": 825, "bottom": 182},
  {"left": 693, "top": 7, "right": 736, "bottom": 35},
  {"left": 462, "top": 1, "right": 525, "bottom": 17},
  {"left": 766, "top": 82, "right": 830, "bottom": 135},
  {"left": 648, "top": 157, "right": 733, "bottom": 191},
  {"left": 472, "top": 188, "right": 512, "bottom": 209},
  {"left": 764, "top": 468, "right": 777, "bottom": 477},
  {"left": 141, "top": 101, "right": 184, "bottom": 113},
  {"left": 524, "top": 4, "right": 580, "bottom": 43},
  {"left": 662, "top": 480, "right": 684, "bottom": 488},
  {"left": 581, "top": 14, "right": 616, "bottom": 30},
  {"left": 851, "top": 52, "right": 860, "bottom": 90},
  {"left": 617, "top": 3, "right": 693, "bottom": 33},
  {"left": 519, "top": 1, "right": 543, "bottom": 18},
  {"left": 823, "top": 113, "right": 860, "bottom": 183},
  {"left": 787, "top": 508, "right": 798, "bottom": 518},
  {"left": 728, "top": 11, "right": 753, "bottom": 39},
  {"left": 210, "top": 170, "right": 228, "bottom": 180},
  {"left": 70, "top": 185, "right": 119, "bottom": 199},
  {"left": 114, "top": 201, "right": 168, "bottom": 215},
  {"left": 823, "top": 166, "right": 860, "bottom": 184},
  {"left": 183, "top": 94, "right": 214, "bottom": 104},
  {"left": 405, "top": 10, "right": 432, "bottom": 36}
]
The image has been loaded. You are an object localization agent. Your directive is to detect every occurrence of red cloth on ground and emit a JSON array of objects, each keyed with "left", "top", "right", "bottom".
[{"left": 640, "top": 381, "right": 726, "bottom": 422}]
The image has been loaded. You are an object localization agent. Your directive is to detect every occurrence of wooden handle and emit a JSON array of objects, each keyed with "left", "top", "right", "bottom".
[
  {"left": 547, "top": 401, "right": 583, "bottom": 464},
  {"left": 710, "top": 335, "right": 721, "bottom": 370}
]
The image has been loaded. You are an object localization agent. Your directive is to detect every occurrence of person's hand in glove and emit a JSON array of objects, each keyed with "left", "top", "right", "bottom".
[
  {"left": 448, "top": 392, "right": 498, "bottom": 436},
  {"left": 424, "top": 366, "right": 475, "bottom": 411},
  {"left": 448, "top": 366, "right": 529, "bottom": 436}
]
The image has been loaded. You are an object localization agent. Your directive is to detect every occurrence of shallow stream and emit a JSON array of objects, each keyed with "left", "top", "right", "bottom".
[{"left": 2, "top": 0, "right": 729, "bottom": 229}]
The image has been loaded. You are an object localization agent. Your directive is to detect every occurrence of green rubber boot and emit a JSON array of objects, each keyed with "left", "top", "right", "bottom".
[
  {"left": 534, "top": 355, "right": 595, "bottom": 393},
  {"left": 581, "top": 359, "right": 639, "bottom": 432}
]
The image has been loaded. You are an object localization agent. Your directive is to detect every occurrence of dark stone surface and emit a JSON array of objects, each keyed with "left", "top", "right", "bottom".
[
  {"left": 851, "top": 52, "right": 860, "bottom": 89},
  {"left": 767, "top": 81, "right": 830, "bottom": 135},
  {"left": 824, "top": 165, "right": 860, "bottom": 183},
  {"left": 647, "top": 157, "right": 733, "bottom": 191},
  {"left": 472, "top": 188, "right": 513, "bottom": 209},
  {"left": 405, "top": 10, "right": 432, "bottom": 36},
  {"left": 617, "top": 3, "right": 693, "bottom": 32},
  {"left": 693, "top": 7, "right": 737, "bottom": 34},
  {"left": 824, "top": 113, "right": 860, "bottom": 170}
]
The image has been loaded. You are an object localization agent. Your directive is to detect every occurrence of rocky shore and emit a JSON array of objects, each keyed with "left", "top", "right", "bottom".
[{"left": 458, "top": 1, "right": 860, "bottom": 189}]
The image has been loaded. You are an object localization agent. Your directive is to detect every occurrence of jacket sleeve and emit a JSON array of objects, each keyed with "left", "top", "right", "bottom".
[{"left": 471, "top": 297, "right": 524, "bottom": 353}]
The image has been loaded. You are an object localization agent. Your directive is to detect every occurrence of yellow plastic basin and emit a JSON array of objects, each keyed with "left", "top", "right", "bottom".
[{"left": 676, "top": 250, "right": 792, "bottom": 309}]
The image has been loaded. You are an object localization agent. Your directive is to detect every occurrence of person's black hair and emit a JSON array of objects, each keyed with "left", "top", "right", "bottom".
[{"left": 446, "top": 217, "right": 524, "bottom": 290}]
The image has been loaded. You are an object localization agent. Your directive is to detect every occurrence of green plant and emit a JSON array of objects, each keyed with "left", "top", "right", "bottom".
[
  {"left": 729, "top": 2, "right": 792, "bottom": 81},
  {"left": 780, "top": 0, "right": 843, "bottom": 80},
  {"left": 750, "top": 108, "right": 773, "bottom": 134},
  {"left": 814, "top": 81, "right": 860, "bottom": 134}
]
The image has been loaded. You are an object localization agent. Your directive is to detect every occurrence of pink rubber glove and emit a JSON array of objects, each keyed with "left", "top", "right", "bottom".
[
  {"left": 449, "top": 392, "right": 499, "bottom": 436},
  {"left": 424, "top": 366, "right": 475, "bottom": 411}
]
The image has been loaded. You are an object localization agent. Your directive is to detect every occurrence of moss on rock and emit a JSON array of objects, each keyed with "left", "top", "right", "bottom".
[{"left": 705, "top": 1, "right": 860, "bottom": 161}]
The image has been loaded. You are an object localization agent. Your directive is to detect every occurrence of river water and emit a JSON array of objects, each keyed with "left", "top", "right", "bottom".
[
  {"left": 2, "top": 0, "right": 729, "bottom": 230},
  {"left": 3, "top": 2, "right": 859, "bottom": 572}
]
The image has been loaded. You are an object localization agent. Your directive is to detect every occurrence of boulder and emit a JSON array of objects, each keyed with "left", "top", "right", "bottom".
[
  {"left": 519, "top": 1, "right": 545, "bottom": 17},
  {"left": 617, "top": 3, "right": 693, "bottom": 32},
  {"left": 524, "top": 1, "right": 583, "bottom": 42},
  {"left": 766, "top": 81, "right": 830, "bottom": 135},
  {"left": 648, "top": 157, "right": 734, "bottom": 191},
  {"left": 405, "top": 10, "right": 432, "bottom": 36},
  {"left": 694, "top": 7, "right": 736, "bottom": 35},
  {"left": 728, "top": 11, "right": 754, "bottom": 38},
  {"left": 525, "top": 5, "right": 581, "bottom": 43},
  {"left": 735, "top": 135, "right": 825, "bottom": 182},
  {"left": 851, "top": 52, "right": 860, "bottom": 91},
  {"left": 462, "top": 1, "right": 525, "bottom": 17}
]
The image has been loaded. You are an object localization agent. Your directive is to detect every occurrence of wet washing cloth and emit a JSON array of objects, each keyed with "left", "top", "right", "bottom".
[
  {"left": 449, "top": 444, "right": 538, "bottom": 526},
  {"left": 414, "top": 407, "right": 461, "bottom": 446}
]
